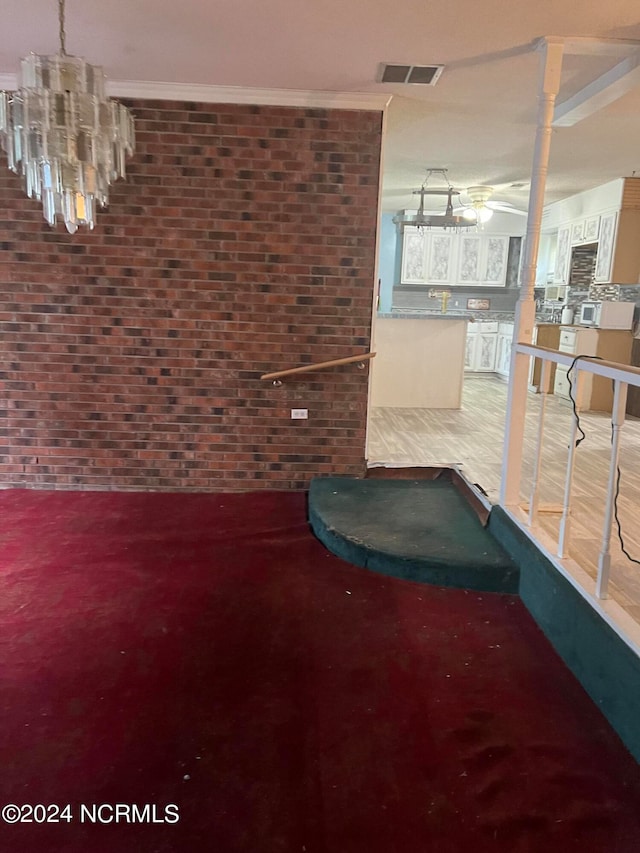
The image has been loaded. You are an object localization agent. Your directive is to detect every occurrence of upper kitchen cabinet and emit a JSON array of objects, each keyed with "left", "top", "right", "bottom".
[
  {"left": 457, "top": 234, "right": 509, "bottom": 286},
  {"left": 552, "top": 225, "right": 571, "bottom": 284},
  {"left": 426, "top": 232, "right": 456, "bottom": 283},
  {"left": 457, "top": 235, "right": 482, "bottom": 285},
  {"left": 593, "top": 212, "right": 617, "bottom": 283},
  {"left": 400, "top": 226, "right": 456, "bottom": 284},
  {"left": 542, "top": 177, "right": 640, "bottom": 286},
  {"left": 571, "top": 215, "right": 600, "bottom": 245},
  {"left": 535, "top": 231, "right": 555, "bottom": 286},
  {"left": 400, "top": 227, "right": 427, "bottom": 283},
  {"left": 593, "top": 208, "right": 640, "bottom": 284},
  {"left": 399, "top": 230, "right": 512, "bottom": 287}
]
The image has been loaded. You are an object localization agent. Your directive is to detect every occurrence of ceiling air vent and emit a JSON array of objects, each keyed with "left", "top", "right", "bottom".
[{"left": 379, "top": 63, "right": 444, "bottom": 86}]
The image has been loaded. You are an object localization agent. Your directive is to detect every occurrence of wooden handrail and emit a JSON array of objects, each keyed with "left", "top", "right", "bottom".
[
  {"left": 516, "top": 342, "right": 640, "bottom": 380},
  {"left": 261, "top": 351, "right": 376, "bottom": 381}
]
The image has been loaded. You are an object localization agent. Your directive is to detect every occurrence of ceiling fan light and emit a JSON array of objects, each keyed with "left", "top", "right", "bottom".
[
  {"left": 478, "top": 206, "right": 493, "bottom": 223},
  {"left": 466, "top": 185, "right": 494, "bottom": 205},
  {"left": 462, "top": 208, "right": 477, "bottom": 221}
]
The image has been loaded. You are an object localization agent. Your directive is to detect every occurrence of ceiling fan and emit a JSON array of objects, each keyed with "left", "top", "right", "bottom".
[{"left": 455, "top": 185, "right": 528, "bottom": 223}]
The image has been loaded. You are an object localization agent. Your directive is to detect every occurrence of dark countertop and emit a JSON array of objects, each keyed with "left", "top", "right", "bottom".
[
  {"left": 381, "top": 308, "right": 568, "bottom": 325},
  {"left": 377, "top": 311, "right": 473, "bottom": 320},
  {"left": 379, "top": 309, "right": 515, "bottom": 322}
]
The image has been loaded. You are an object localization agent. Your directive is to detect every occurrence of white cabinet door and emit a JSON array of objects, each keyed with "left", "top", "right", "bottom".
[
  {"left": 464, "top": 332, "right": 476, "bottom": 370},
  {"left": 594, "top": 212, "right": 617, "bottom": 283},
  {"left": 483, "top": 236, "right": 509, "bottom": 285},
  {"left": 426, "top": 232, "right": 455, "bottom": 283},
  {"left": 457, "top": 234, "right": 509, "bottom": 286},
  {"left": 458, "top": 235, "right": 483, "bottom": 284},
  {"left": 570, "top": 215, "right": 600, "bottom": 246},
  {"left": 584, "top": 215, "right": 600, "bottom": 243},
  {"left": 495, "top": 324, "right": 514, "bottom": 378},
  {"left": 554, "top": 365, "right": 571, "bottom": 399},
  {"left": 535, "top": 233, "right": 553, "bottom": 286},
  {"left": 495, "top": 334, "right": 507, "bottom": 377},
  {"left": 476, "top": 332, "right": 498, "bottom": 371},
  {"left": 400, "top": 229, "right": 512, "bottom": 287},
  {"left": 465, "top": 324, "right": 498, "bottom": 372},
  {"left": 553, "top": 225, "right": 571, "bottom": 284},
  {"left": 400, "top": 227, "right": 427, "bottom": 283},
  {"left": 571, "top": 220, "right": 585, "bottom": 245}
]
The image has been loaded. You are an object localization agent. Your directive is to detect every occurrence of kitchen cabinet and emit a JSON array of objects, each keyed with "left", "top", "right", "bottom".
[
  {"left": 458, "top": 235, "right": 482, "bottom": 285},
  {"left": 425, "top": 232, "right": 456, "bottom": 283},
  {"left": 553, "top": 325, "right": 633, "bottom": 411},
  {"left": 625, "top": 338, "right": 640, "bottom": 418},
  {"left": 584, "top": 215, "right": 600, "bottom": 243},
  {"left": 593, "top": 208, "right": 640, "bottom": 284},
  {"left": 401, "top": 227, "right": 456, "bottom": 284},
  {"left": 457, "top": 235, "right": 509, "bottom": 286},
  {"left": 465, "top": 321, "right": 498, "bottom": 372},
  {"left": 553, "top": 225, "right": 571, "bottom": 284},
  {"left": 484, "top": 237, "right": 510, "bottom": 284},
  {"left": 495, "top": 323, "right": 514, "bottom": 379},
  {"left": 571, "top": 220, "right": 585, "bottom": 245},
  {"left": 535, "top": 232, "right": 554, "bottom": 286},
  {"left": 543, "top": 178, "right": 640, "bottom": 286},
  {"left": 528, "top": 323, "right": 560, "bottom": 391},
  {"left": 570, "top": 215, "right": 600, "bottom": 246},
  {"left": 400, "top": 227, "right": 511, "bottom": 286},
  {"left": 593, "top": 211, "right": 617, "bottom": 283},
  {"left": 401, "top": 227, "right": 427, "bottom": 283}
]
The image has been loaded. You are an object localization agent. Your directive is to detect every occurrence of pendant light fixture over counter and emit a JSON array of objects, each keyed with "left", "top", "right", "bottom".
[
  {"left": 0, "top": 0, "right": 135, "bottom": 233},
  {"left": 393, "top": 169, "right": 475, "bottom": 232}
]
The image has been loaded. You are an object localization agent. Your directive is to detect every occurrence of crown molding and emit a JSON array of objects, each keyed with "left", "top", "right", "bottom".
[{"left": 0, "top": 73, "right": 390, "bottom": 111}]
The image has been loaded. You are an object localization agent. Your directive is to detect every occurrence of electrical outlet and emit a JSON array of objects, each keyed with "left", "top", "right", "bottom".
[{"left": 291, "top": 408, "right": 308, "bottom": 419}]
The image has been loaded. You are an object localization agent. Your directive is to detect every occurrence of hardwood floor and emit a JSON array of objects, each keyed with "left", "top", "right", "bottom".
[{"left": 368, "top": 375, "right": 640, "bottom": 625}]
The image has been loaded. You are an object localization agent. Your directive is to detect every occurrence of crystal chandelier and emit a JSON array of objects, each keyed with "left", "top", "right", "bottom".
[{"left": 0, "top": 0, "right": 135, "bottom": 233}]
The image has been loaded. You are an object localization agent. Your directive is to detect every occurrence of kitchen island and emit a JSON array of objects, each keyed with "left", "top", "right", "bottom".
[{"left": 370, "top": 312, "right": 471, "bottom": 408}]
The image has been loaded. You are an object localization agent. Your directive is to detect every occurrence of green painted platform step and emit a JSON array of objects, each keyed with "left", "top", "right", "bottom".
[{"left": 308, "top": 475, "right": 519, "bottom": 593}]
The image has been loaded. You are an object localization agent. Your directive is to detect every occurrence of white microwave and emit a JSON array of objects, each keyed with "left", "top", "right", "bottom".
[{"left": 577, "top": 300, "right": 634, "bottom": 329}]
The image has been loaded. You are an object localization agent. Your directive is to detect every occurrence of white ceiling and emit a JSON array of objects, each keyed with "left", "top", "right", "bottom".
[{"left": 2, "top": 0, "right": 640, "bottom": 214}]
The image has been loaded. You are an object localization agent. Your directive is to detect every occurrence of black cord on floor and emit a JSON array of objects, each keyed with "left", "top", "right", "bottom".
[
  {"left": 566, "top": 353, "right": 640, "bottom": 565},
  {"left": 612, "top": 433, "right": 640, "bottom": 566},
  {"left": 566, "top": 354, "right": 601, "bottom": 448}
]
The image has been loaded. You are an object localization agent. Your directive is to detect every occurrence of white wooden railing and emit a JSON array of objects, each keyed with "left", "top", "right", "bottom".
[{"left": 503, "top": 343, "right": 640, "bottom": 605}]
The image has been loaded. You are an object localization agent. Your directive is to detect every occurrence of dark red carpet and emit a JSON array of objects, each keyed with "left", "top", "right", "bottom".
[{"left": 0, "top": 489, "right": 639, "bottom": 852}]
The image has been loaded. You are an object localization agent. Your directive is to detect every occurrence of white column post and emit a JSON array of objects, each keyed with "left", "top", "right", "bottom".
[
  {"left": 528, "top": 359, "right": 551, "bottom": 528},
  {"left": 501, "top": 38, "right": 565, "bottom": 507},
  {"left": 596, "top": 380, "right": 629, "bottom": 599}
]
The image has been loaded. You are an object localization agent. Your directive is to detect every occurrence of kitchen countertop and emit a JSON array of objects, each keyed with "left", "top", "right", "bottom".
[
  {"left": 377, "top": 311, "right": 473, "bottom": 320},
  {"left": 379, "top": 309, "right": 523, "bottom": 322},
  {"left": 380, "top": 309, "right": 573, "bottom": 326}
]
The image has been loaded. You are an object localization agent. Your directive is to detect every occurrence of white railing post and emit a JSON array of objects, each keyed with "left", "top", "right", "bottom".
[
  {"left": 596, "top": 380, "right": 629, "bottom": 599},
  {"left": 501, "top": 37, "right": 564, "bottom": 507},
  {"left": 528, "top": 359, "right": 552, "bottom": 528},
  {"left": 557, "top": 366, "right": 586, "bottom": 558}
]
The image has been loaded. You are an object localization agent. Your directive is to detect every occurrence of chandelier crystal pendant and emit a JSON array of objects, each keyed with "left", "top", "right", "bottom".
[{"left": 0, "top": 0, "right": 135, "bottom": 233}]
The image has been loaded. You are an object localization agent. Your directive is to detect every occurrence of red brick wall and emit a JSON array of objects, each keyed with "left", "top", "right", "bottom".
[{"left": 0, "top": 101, "right": 382, "bottom": 491}]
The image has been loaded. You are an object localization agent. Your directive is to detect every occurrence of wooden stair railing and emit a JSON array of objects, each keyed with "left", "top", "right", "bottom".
[{"left": 261, "top": 352, "right": 376, "bottom": 382}]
